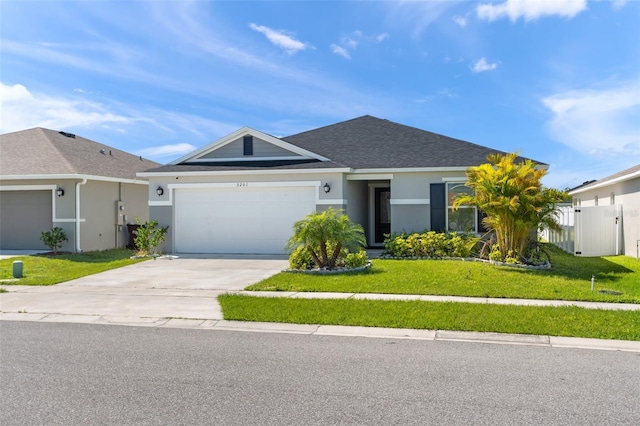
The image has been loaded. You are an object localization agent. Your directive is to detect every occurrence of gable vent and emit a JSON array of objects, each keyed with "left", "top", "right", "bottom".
[
  {"left": 59, "top": 131, "right": 76, "bottom": 138},
  {"left": 243, "top": 135, "right": 253, "bottom": 156}
]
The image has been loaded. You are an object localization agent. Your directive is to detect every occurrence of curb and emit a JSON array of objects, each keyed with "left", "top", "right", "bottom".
[{"left": 2, "top": 313, "right": 638, "bottom": 353}]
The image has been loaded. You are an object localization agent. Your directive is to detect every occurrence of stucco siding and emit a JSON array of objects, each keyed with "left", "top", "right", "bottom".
[
  {"left": 345, "top": 180, "right": 368, "bottom": 243},
  {"left": 149, "top": 205, "right": 173, "bottom": 254},
  {"left": 199, "top": 137, "right": 301, "bottom": 159},
  {"left": 391, "top": 204, "right": 430, "bottom": 235}
]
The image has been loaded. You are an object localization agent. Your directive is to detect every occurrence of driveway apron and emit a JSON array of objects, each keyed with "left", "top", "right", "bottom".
[{"left": 0, "top": 256, "right": 288, "bottom": 321}]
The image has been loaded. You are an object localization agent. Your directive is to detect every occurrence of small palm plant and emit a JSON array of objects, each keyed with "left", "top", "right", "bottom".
[{"left": 285, "top": 208, "right": 367, "bottom": 269}]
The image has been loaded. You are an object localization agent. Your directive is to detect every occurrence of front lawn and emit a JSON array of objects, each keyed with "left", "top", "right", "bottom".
[
  {"left": 0, "top": 249, "right": 147, "bottom": 285},
  {"left": 247, "top": 246, "right": 640, "bottom": 303},
  {"left": 219, "top": 295, "right": 640, "bottom": 341}
]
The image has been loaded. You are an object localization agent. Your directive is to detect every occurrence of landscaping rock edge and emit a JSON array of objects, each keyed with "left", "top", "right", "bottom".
[{"left": 286, "top": 262, "right": 372, "bottom": 275}]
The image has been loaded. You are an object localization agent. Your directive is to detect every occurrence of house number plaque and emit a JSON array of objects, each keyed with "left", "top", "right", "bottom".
[{"left": 236, "top": 182, "right": 249, "bottom": 187}]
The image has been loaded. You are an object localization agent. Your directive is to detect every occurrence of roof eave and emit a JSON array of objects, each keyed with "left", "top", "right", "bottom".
[{"left": 568, "top": 169, "right": 640, "bottom": 195}]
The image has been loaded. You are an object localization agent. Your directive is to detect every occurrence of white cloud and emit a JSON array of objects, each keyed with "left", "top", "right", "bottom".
[
  {"left": 249, "top": 23, "right": 312, "bottom": 55},
  {"left": 135, "top": 143, "right": 197, "bottom": 159},
  {"left": 612, "top": 0, "right": 627, "bottom": 10},
  {"left": 471, "top": 57, "right": 498, "bottom": 73},
  {"left": 375, "top": 33, "right": 389, "bottom": 43},
  {"left": 330, "top": 44, "right": 351, "bottom": 59},
  {"left": 0, "top": 82, "right": 130, "bottom": 133},
  {"left": 342, "top": 36, "right": 359, "bottom": 49},
  {"left": 542, "top": 80, "right": 640, "bottom": 156},
  {"left": 477, "top": 0, "right": 587, "bottom": 22},
  {"left": 453, "top": 15, "right": 467, "bottom": 27}
]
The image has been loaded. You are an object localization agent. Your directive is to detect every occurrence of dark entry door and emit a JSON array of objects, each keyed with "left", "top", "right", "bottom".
[{"left": 374, "top": 187, "right": 391, "bottom": 244}]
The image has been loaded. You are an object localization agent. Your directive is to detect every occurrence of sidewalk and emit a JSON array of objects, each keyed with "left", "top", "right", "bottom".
[{"left": 237, "top": 291, "right": 640, "bottom": 311}]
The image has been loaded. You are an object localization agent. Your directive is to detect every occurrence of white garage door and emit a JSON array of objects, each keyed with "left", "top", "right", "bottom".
[{"left": 174, "top": 185, "right": 316, "bottom": 254}]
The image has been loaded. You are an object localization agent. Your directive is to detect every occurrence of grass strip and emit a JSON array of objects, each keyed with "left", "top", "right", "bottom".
[
  {"left": 219, "top": 294, "right": 640, "bottom": 341},
  {"left": 0, "top": 249, "right": 146, "bottom": 285},
  {"left": 247, "top": 247, "right": 640, "bottom": 304}
]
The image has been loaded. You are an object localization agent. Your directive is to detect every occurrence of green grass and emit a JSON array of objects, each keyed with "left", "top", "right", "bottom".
[
  {"left": 219, "top": 294, "right": 640, "bottom": 341},
  {"left": 0, "top": 249, "right": 147, "bottom": 285},
  {"left": 247, "top": 246, "right": 640, "bottom": 303}
]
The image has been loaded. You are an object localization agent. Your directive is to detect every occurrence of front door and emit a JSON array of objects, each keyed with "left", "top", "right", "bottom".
[{"left": 374, "top": 187, "right": 391, "bottom": 244}]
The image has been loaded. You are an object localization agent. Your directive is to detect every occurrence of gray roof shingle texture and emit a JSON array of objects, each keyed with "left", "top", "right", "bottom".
[
  {"left": 1, "top": 128, "right": 160, "bottom": 180},
  {"left": 282, "top": 115, "right": 541, "bottom": 168},
  {"left": 144, "top": 115, "right": 543, "bottom": 173}
]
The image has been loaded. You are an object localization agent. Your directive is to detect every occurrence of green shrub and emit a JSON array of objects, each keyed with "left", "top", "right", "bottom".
[
  {"left": 289, "top": 246, "right": 315, "bottom": 270},
  {"left": 344, "top": 250, "right": 369, "bottom": 268},
  {"left": 134, "top": 218, "right": 169, "bottom": 256},
  {"left": 383, "top": 231, "right": 479, "bottom": 259},
  {"left": 285, "top": 208, "right": 367, "bottom": 269},
  {"left": 40, "top": 227, "right": 68, "bottom": 254}
]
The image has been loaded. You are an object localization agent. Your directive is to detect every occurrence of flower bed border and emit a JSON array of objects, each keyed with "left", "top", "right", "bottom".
[
  {"left": 378, "top": 255, "right": 551, "bottom": 270},
  {"left": 285, "top": 262, "right": 372, "bottom": 275}
]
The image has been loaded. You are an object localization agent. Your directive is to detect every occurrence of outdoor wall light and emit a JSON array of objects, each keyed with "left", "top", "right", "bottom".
[
  {"left": 56, "top": 187, "right": 65, "bottom": 197},
  {"left": 323, "top": 183, "right": 331, "bottom": 194},
  {"left": 156, "top": 186, "right": 164, "bottom": 196}
]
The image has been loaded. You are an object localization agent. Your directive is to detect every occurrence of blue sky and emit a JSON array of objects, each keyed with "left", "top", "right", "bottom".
[{"left": 1, "top": 0, "right": 638, "bottom": 189}]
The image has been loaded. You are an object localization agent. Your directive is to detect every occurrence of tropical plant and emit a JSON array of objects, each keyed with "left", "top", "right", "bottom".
[
  {"left": 383, "top": 231, "right": 478, "bottom": 258},
  {"left": 134, "top": 218, "right": 169, "bottom": 256},
  {"left": 452, "top": 152, "right": 567, "bottom": 263},
  {"left": 40, "top": 227, "right": 68, "bottom": 254},
  {"left": 285, "top": 207, "right": 367, "bottom": 269}
]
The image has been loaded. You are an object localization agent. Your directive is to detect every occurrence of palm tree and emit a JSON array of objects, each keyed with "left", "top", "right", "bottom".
[
  {"left": 453, "top": 152, "right": 567, "bottom": 261},
  {"left": 285, "top": 207, "right": 367, "bottom": 269}
]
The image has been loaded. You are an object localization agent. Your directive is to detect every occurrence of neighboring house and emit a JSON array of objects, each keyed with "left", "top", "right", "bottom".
[
  {"left": 139, "top": 115, "right": 545, "bottom": 255},
  {"left": 568, "top": 164, "right": 640, "bottom": 258},
  {"left": 0, "top": 128, "right": 159, "bottom": 252}
]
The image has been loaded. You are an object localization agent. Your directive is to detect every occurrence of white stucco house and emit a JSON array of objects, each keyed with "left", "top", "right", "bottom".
[
  {"left": 139, "top": 115, "right": 544, "bottom": 255},
  {"left": 0, "top": 128, "right": 159, "bottom": 252},
  {"left": 569, "top": 164, "right": 640, "bottom": 258}
]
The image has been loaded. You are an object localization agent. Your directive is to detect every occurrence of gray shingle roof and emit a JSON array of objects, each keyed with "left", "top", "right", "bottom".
[
  {"left": 0, "top": 128, "right": 160, "bottom": 180},
  {"left": 282, "top": 115, "right": 542, "bottom": 169},
  {"left": 569, "top": 163, "right": 640, "bottom": 193}
]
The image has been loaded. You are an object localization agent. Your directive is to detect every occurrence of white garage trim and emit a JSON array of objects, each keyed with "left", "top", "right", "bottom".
[{"left": 150, "top": 181, "right": 326, "bottom": 206}]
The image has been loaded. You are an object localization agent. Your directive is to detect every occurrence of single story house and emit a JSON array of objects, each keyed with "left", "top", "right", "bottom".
[
  {"left": 0, "top": 128, "right": 159, "bottom": 252},
  {"left": 139, "top": 115, "right": 544, "bottom": 255},
  {"left": 569, "top": 164, "right": 640, "bottom": 258}
]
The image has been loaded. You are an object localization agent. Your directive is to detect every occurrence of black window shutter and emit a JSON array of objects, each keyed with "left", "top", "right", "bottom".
[
  {"left": 243, "top": 136, "right": 253, "bottom": 156},
  {"left": 477, "top": 209, "right": 488, "bottom": 233},
  {"left": 430, "top": 183, "right": 446, "bottom": 232}
]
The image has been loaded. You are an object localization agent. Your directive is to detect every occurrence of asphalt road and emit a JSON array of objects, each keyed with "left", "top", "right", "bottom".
[{"left": 1, "top": 322, "right": 638, "bottom": 425}]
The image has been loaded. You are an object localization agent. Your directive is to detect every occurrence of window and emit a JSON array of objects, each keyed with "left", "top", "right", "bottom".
[
  {"left": 243, "top": 135, "right": 253, "bottom": 156},
  {"left": 594, "top": 195, "right": 599, "bottom": 206},
  {"left": 610, "top": 193, "right": 615, "bottom": 205},
  {"left": 446, "top": 182, "right": 477, "bottom": 232}
]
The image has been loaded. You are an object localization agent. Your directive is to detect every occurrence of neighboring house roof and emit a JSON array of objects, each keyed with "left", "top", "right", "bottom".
[
  {"left": 143, "top": 115, "right": 543, "bottom": 174},
  {"left": 0, "top": 127, "right": 160, "bottom": 180},
  {"left": 569, "top": 163, "right": 640, "bottom": 195}
]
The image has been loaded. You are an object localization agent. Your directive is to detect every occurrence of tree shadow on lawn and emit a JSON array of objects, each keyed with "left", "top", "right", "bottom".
[{"left": 521, "top": 254, "right": 636, "bottom": 284}]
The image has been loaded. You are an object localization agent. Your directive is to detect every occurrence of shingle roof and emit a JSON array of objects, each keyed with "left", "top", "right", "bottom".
[
  {"left": 144, "top": 115, "right": 545, "bottom": 174},
  {"left": 569, "top": 163, "right": 640, "bottom": 193},
  {"left": 282, "top": 115, "right": 542, "bottom": 169},
  {"left": 0, "top": 128, "right": 160, "bottom": 180}
]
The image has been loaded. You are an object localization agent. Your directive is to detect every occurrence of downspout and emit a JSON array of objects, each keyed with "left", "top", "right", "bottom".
[{"left": 75, "top": 178, "right": 87, "bottom": 252}]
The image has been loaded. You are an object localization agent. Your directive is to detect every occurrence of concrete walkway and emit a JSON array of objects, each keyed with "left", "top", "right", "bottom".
[
  {"left": 238, "top": 291, "right": 640, "bottom": 311},
  {"left": 1, "top": 255, "right": 639, "bottom": 352}
]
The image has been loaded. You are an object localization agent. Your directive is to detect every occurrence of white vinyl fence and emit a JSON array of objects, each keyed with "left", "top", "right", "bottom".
[{"left": 542, "top": 205, "right": 621, "bottom": 257}]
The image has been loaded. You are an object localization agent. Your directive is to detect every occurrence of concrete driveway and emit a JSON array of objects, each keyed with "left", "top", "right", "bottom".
[{"left": 0, "top": 255, "right": 288, "bottom": 323}]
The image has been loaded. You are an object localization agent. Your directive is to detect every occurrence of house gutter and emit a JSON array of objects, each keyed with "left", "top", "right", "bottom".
[{"left": 75, "top": 178, "right": 87, "bottom": 252}]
